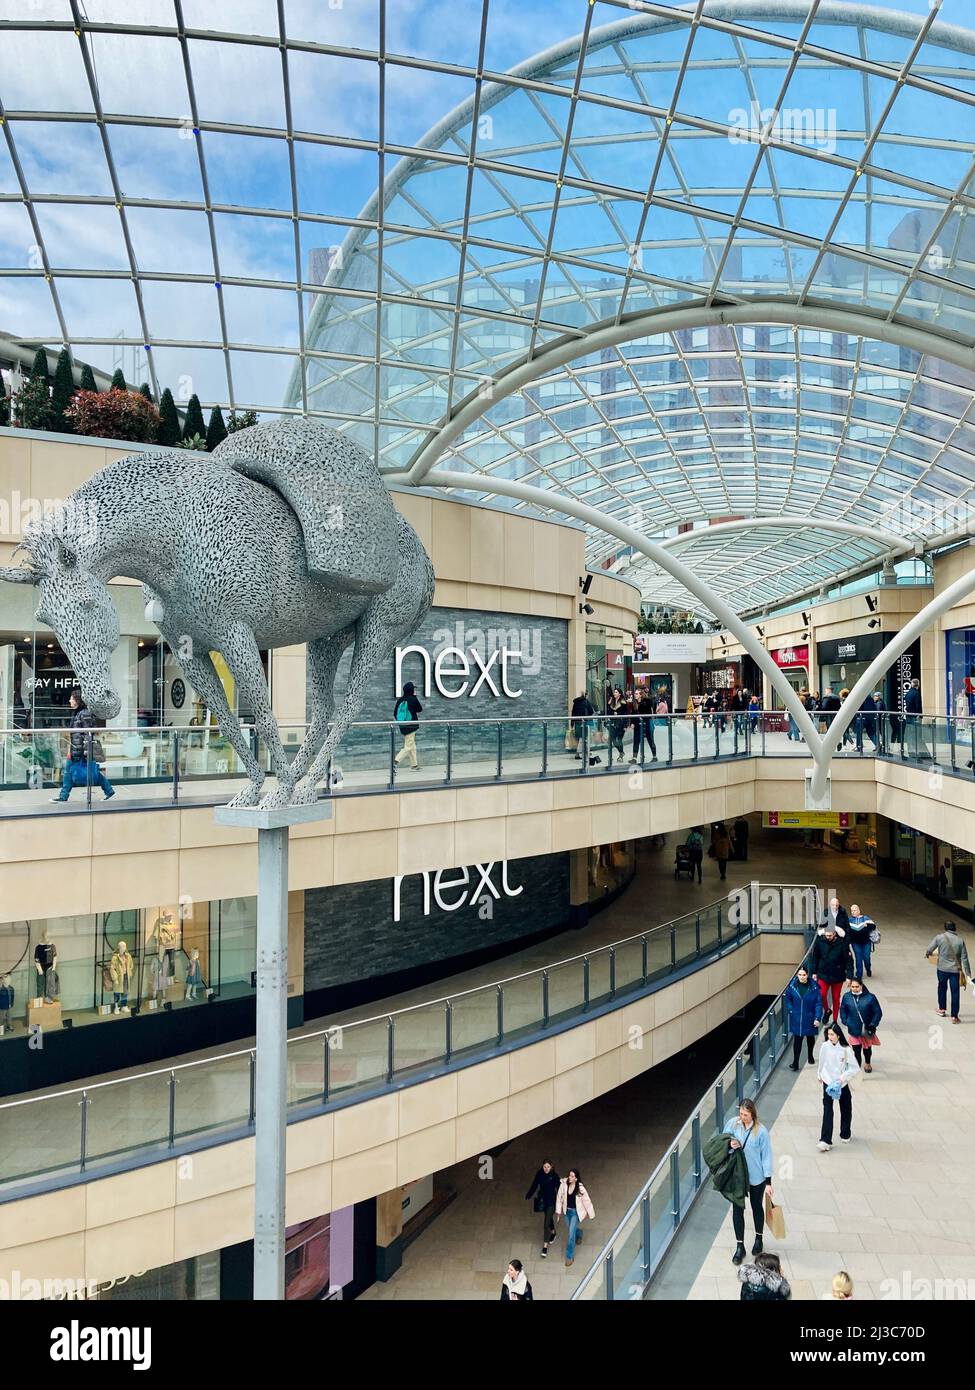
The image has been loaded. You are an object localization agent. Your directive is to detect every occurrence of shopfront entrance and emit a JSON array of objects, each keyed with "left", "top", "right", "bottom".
[{"left": 817, "top": 632, "right": 897, "bottom": 706}]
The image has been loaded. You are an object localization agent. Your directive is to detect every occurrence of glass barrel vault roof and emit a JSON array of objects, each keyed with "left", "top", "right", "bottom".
[{"left": 3, "top": 0, "right": 975, "bottom": 611}]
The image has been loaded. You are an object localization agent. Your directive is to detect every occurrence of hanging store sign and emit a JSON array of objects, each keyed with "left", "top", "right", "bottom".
[
  {"left": 645, "top": 634, "right": 707, "bottom": 664},
  {"left": 763, "top": 811, "right": 851, "bottom": 830}
]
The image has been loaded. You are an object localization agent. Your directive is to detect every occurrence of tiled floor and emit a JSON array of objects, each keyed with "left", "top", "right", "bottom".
[
  {"left": 649, "top": 866, "right": 975, "bottom": 1303},
  {"left": 359, "top": 843, "right": 907, "bottom": 1302}
]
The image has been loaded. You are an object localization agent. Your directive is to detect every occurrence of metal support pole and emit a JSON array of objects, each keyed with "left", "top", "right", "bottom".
[
  {"left": 692, "top": 719, "right": 698, "bottom": 761},
  {"left": 168, "top": 1070, "right": 177, "bottom": 1147},
  {"left": 173, "top": 729, "right": 180, "bottom": 804},
  {"left": 254, "top": 822, "right": 289, "bottom": 1301},
  {"left": 692, "top": 1114, "right": 702, "bottom": 1185},
  {"left": 641, "top": 1192, "right": 652, "bottom": 1282},
  {"left": 541, "top": 721, "right": 548, "bottom": 779},
  {"left": 542, "top": 969, "right": 549, "bottom": 1026},
  {"left": 213, "top": 798, "right": 332, "bottom": 1304},
  {"left": 670, "top": 1148, "right": 680, "bottom": 1227},
  {"left": 496, "top": 721, "right": 503, "bottom": 779},
  {"left": 79, "top": 1091, "right": 89, "bottom": 1173},
  {"left": 444, "top": 724, "right": 453, "bottom": 785},
  {"left": 715, "top": 1079, "right": 725, "bottom": 1133}
]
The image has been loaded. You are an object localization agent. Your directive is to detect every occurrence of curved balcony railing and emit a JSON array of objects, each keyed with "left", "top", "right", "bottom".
[
  {"left": 571, "top": 919, "right": 822, "bottom": 1301},
  {"left": 0, "top": 710, "right": 967, "bottom": 810},
  {"left": 0, "top": 883, "right": 816, "bottom": 1201}
]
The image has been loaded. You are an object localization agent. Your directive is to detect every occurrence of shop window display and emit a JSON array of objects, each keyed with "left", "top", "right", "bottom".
[{"left": 0, "top": 897, "right": 256, "bottom": 1038}]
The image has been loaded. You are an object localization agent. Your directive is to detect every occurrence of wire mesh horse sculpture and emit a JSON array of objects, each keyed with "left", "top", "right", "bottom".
[{"left": 0, "top": 419, "right": 435, "bottom": 807}]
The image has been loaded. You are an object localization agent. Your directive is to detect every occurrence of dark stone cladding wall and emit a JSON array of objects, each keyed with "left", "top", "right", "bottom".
[
  {"left": 303, "top": 852, "right": 571, "bottom": 1010},
  {"left": 307, "top": 605, "right": 569, "bottom": 768}
]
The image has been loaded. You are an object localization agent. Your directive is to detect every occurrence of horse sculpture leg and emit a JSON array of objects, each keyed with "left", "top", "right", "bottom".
[
  {"left": 218, "top": 621, "right": 298, "bottom": 805},
  {"left": 177, "top": 649, "right": 267, "bottom": 806},
  {"left": 258, "top": 628, "right": 353, "bottom": 809},
  {"left": 291, "top": 603, "right": 394, "bottom": 805}
]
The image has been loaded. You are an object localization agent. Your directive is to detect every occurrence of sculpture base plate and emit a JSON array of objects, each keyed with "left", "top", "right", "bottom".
[{"left": 214, "top": 800, "right": 334, "bottom": 830}]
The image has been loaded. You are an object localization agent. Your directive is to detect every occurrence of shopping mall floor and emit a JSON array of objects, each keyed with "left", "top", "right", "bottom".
[{"left": 362, "top": 851, "right": 974, "bottom": 1301}]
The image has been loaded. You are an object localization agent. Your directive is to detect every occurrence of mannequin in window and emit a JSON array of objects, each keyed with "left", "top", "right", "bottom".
[
  {"left": 0, "top": 974, "right": 14, "bottom": 1030},
  {"left": 185, "top": 949, "right": 203, "bottom": 1001},
  {"left": 34, "top": 928, "right": 59, "bottom": 1002},
  {"left": 110, "top": 941, "right": 132, "bottom": 1014},
  {"left": 147, "top": 910, "right": 180, "bottom": 977}
]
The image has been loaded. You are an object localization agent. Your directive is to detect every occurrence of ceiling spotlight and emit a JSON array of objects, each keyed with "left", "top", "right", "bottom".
[
  {"left": 580, "top": 601, "right": 595, "bottom": 616},
  {"left": 867, "top": 618, "right": 881, "bottom": 629},
  {"left": 865, "top": 594, "right": 878, "bottom": 612},
  {"left": 801, "top": 611, "right": 810, "bottom": 625},
  {"left": 579, "top": 575, "right": 593, "bottom": 595},
  {"left": 755, "top": 625, "right": 765, "bottom": 638},
  {"left": 801, "top": 631, "right": 809, "bottom": 642},
  {"left": 721, "top": 633, "right": 729, "bottom": 645}
]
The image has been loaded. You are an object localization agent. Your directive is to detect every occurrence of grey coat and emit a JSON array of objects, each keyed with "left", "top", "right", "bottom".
[{"left": 925, "top": 931, "right": 972, "bottom": 975}]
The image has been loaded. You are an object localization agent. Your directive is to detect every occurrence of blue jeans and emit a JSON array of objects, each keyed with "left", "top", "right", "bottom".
[
  {"left": 58, "top": 760, "right": 114, "bottom": 801},
  {"left": 938, "top": 969, "right": 961, "bottom": 1019},
  {"left": 850, "top": 941, "right": 872, "bottom": 979},
  {"left": 564, "top": 1209, "right": 580, "bottom": 1259}
]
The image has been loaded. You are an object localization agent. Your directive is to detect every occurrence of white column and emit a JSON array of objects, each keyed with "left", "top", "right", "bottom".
[{"left": 109, "top": 636, "right": 139, "bottom": 730}]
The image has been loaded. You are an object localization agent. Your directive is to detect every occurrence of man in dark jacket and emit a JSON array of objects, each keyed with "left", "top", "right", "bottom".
[
  {"left": 811, "top": 924, "right": 852, "bottom": 1025},
  {"left": 733, "top": 816, "right": 750, "bottom": 862},
  {"left": 50, "top": 689, "right": 115, "bottom": 805},
  {"left": 525, "top": 1161, "right": 560, "bottom": 1254},
  {"left": 820, "top": 686, "right": 841, "bottom": 732},
  {"left": 904, "top": 677, "right": 926, "bottom": 758}
]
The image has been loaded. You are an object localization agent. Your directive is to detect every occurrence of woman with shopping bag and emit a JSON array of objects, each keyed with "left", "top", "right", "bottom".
[{"left": 724, "top": 1098, "right": 774, "bottom": 1266}]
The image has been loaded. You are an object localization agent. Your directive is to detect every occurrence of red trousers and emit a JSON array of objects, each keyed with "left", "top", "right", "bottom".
[{"left": 818, "top": 978, "right": 842, "bottom": 1020}]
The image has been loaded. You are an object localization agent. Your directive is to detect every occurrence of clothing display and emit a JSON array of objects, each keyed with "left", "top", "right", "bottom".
[
  {"left": 110, "top": 946, "right": 133, "bottom": 1010},
  {"left": 185, "top": 956, "right": 203, "bottom": 1000},
  {"left": 149, "top": 913, "right": 181, "bottom": 974},
  {"left": 34, "top": 941, "right": 56, "bottom": 975},
  {"left": 43, "top": 967, "right": 60, "bottom": 1003},
  {"left": 0, "top": 979, "right": 13, "bottom": 1029}
]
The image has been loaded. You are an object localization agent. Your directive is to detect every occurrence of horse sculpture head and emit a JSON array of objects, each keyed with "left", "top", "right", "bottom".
[{"left": 0, "top": 527, "right": 122, "bottom": 721}]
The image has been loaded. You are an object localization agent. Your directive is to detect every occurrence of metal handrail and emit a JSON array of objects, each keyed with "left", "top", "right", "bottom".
[
  {"left": 0, "top": 882, "right": 815, "bottom": 1116},
  {"left": 570, "top": 891, "right": 823, "bottom": 1301}
]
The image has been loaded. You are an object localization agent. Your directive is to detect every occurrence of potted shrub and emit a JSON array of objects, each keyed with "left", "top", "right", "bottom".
[{"left": 65, "top": 387, "right": 161, "bottom": 443}]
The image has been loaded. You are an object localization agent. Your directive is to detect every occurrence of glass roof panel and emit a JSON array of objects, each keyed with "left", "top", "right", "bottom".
[{"left": 5, "top": 3, "right": 975, "bottom": 613}]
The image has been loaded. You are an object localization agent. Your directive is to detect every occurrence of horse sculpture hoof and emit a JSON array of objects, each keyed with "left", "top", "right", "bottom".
[
  {"left": 258, "top": 784, "right": 295, "bottom": 810},
  {"left": 227, "top": 783, "right": 263, "bottom": 808},
  {"left": 292, "top": 778, "right": 325, "bottom": 806}
]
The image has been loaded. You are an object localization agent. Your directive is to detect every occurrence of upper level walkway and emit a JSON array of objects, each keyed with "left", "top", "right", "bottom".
[
  {"left": 1, "top": 712, "right": 968, "bottom": 819},
  {"left": 577, "top": 866, "right": 975, "bottom": 1302}
]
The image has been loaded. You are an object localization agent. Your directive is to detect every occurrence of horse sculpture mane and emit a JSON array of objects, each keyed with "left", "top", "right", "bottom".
[{"left": 0, "top": 419, "right": 435, "bottom": 808}]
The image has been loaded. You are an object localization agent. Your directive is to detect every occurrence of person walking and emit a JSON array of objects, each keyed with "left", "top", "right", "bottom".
[
  {"left": 711, "top": 821, "right": 732, "bottom": 881},
  {"left": 748, "top": 693, "right": 761, "bottom": 736},
  {"left": 925, "top": 920, "right": 972, "bottom": 1024},
  {"left": 393, "top": 680, "right": 423, "bottom": 770},
  {"left": 570, "top": 689, "right": 595, "bottom": 761},
  {"left": 817, "top": 1022, "right": 859, "bottom": 1151},
  {"left": 524, "top": 1160, "right": 560, "bottom": 1258},
  {"left": 839, "top": 977, "right": 882, "bottom": 1073},
  {"left": 555, "top": 1168, "right": 595, "bottom": 1268},
  {"left": 738, "top": 1251, "right": 792, "bottom": 1301},
  {"left": 686, "top": 826, "right": 705, "bottom": 883},
  {"left": 609, "top": 693, "right": 630, "bottom": 759},
  {"left": 50, "top": 688, "right": 115, "bottom": 805},
  {"left": 871, "top": 690, "right": 888, "bottom": 754},
  {"left": 785, "top": 964, "right": 821, "bottom": 1069},
  {"left": 905, "top": 676, "right": 923, "bottom": 757},
  {"left": 846, "top": 903, "right": 875, "bottom": 980},
  {"left": 810, "top": 917, "right": 852, "bottom": 1026},
  {"left": 630, "top": 690, "right": 658, "bottom": 763},
  {"left": 819, "top": 686, "right": 841, "bottom": 733},
  {"left": 939, "top": 857, "right": 951, "bottom": 899},
  {"left": 858, "top": 691, "right": 878, "bottom": 750},
  {"left": 725, "top": 1098, "right": 774, "bottom": 1264},
  {"left": 499, "top": 1259, "right": 533, "bottom": 1300},
  {"left": 733, "top": 815, "right": 750, "bottom": 862}
]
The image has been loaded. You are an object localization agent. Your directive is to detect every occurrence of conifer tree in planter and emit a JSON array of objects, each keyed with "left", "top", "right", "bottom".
[
  {"left": 110, "top": 367, "right": 127, "bottom": 392},
  {"left": 51, "top": 348, "right": 76, "bottom": 433},
  {"left": 140, "top": 382, "right": 153, "bottom": 402},
  {"left": 30, "top": 347, "right": 50, "bottom": 387},
  {"left": 182, "top": 393, "right": 206, "bottom": 442},
  {"left": 79, "top": 363, "right": 98, "bottom": 393},
  {"left": 205, "top": 404, "right": 228, "bottom": 451},
  {"left": 158, "top": 387, "right": 181, "bottom": 447},
  {"left": 13, "top": 374, "right": 54, "bottom": 431},
  {"left": 0, "top": 370, "right": 8, "bottom": 427}
]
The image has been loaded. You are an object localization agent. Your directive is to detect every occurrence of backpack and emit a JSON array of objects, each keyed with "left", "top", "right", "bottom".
[
  {"left": 687, "top": 831, "right": 703, "bottom": 850},
  {"left": 395, "top": 699, "right": 412, "bottom": 723}
]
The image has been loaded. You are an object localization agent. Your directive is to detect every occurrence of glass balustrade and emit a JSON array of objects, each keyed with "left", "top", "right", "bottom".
[
  {"left": 0, "top": 885, "right": 813, "bottom": 1196},
  {"left": 570, "top": 925, "right": 815, "bottom": 1302}
]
